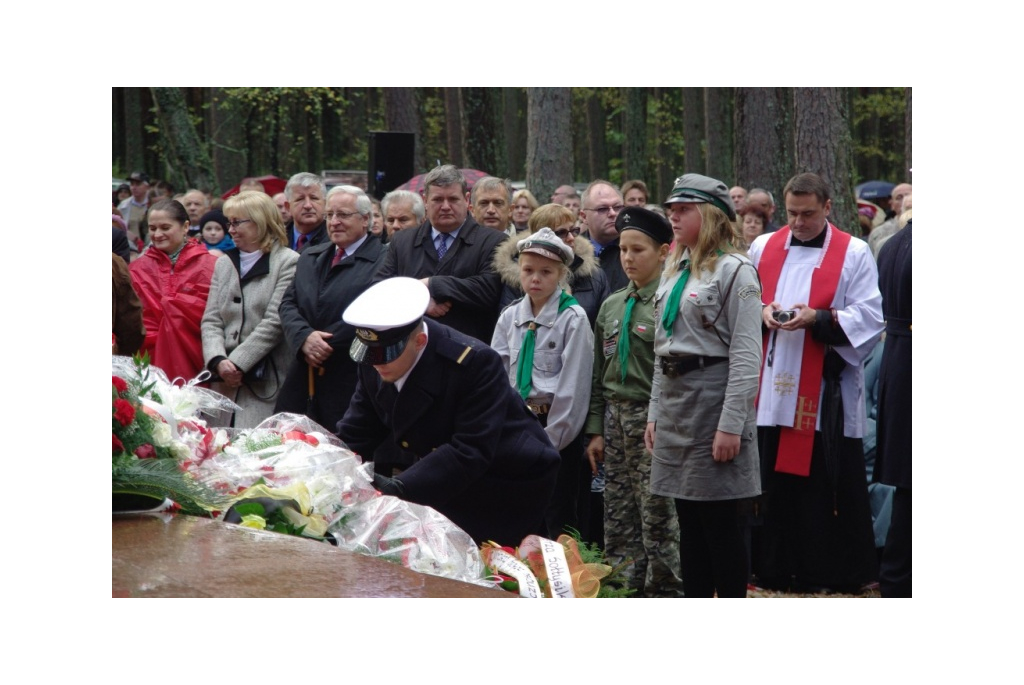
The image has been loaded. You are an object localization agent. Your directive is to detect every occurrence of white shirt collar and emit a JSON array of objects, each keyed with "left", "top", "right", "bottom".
[
  {"left": 430, "top": 221, "right": 464, "bottom": 244},
  {"left": 337, "top": 233, "right": 368, "bottom": 257}
]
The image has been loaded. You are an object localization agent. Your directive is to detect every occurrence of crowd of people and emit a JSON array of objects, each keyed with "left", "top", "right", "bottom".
[{"left": 112, "top": 164, "right": 912, "bottom": 598}]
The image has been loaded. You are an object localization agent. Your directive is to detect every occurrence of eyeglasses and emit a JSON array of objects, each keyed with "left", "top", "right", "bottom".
[
  {"left": 325, "top": 210, "right": 361, "bottom": 221},
  {"left": 585, "top": 204, "right": 624, "bottom": 216},
  {"left": 554, "top": 227, "right": 581, "bottom": 239},
  {"left": 226, "top": 219, "right": 252, "bottom": 229}
]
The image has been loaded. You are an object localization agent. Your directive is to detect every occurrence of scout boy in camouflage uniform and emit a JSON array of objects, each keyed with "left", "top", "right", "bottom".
[{"left": 585, "top": 207, "right": 683, "bottom": 597}]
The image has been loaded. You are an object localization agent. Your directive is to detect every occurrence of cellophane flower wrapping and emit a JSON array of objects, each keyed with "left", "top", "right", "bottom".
[
  {"left": 113, "top": 355, "right": 239, "bottom": 514},
  {"left": 113, "top": 358, "right": 488, "bottom": 587},
  {"left": 330, "top": 491, "right": 487, "bottom": 585},
  {"left": 190, "top": 412, "right": 488, "bottom": 587}
]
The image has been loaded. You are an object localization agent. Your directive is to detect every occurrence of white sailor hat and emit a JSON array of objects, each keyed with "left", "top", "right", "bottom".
[
  {"left": 516, "top": 227, "right": 574, "bottom": 265},
  {"left": 343, "top": 277, "right": 429, "bottom": 365}
]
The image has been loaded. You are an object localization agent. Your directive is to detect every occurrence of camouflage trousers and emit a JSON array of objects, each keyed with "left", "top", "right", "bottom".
[{"left": 603, "top": 399, "right": 684, "bottom": 597}]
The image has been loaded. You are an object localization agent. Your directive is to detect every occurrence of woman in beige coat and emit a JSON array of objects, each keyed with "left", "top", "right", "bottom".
[{"left": 201, "top": 191, "right": 299, "bottom": 428}]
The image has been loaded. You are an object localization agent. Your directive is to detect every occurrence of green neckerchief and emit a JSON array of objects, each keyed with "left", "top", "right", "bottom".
[
  {"left": 617, "top": 288, "right": 640, "bottom": 383},
  {"left": 516, "top": 291, "right": 579, "bottom": 400},
  {"left": 660, "top": 250, "right": 722, "bottom": 337},
  {"left": 660, "top": 258, "right": 691, "bottom": 338}
]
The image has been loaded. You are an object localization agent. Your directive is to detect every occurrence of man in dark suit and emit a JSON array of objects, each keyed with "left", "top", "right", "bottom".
[
  {"left": 580, "top": 179, "right": 629, "bottom": 292},
  {"left": 336, "top": 277, "right": 560, "bottom": 546},
  {"left": 275, "top": 185, "right": 387, "bottom": 432},
  {"left": 875, "top": 219, "right": 912, "bottom": 597},
  {"left": 373, "top": 165, "right": 506, "bottom": 343},
  {"left": 283, "top": 172, "right": 328, "bottom": 253}
]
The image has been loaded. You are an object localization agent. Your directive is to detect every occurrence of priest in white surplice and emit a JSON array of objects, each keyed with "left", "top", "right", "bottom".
[{"left": 747, "top": 172, "right": 884, "bottom": 594}]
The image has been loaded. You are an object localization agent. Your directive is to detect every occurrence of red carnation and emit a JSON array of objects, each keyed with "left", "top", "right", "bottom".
[
  {"left": 134, "top": 443, "right": 156, "bottom": 459},
  {"left": 283, "top": 430, "right": 319, "bottom": 446},
  {"left": 113, "top": 434, "right": 124, "bottom": 453},
  {"left": 112, "top": 376, "right": 128, "bottom": 394},
  {"left": 113, "top": 398, "right": 136, "bottom": 426}
]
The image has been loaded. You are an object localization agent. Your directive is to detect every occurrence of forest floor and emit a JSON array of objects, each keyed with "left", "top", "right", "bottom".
[{"left": 746, "top": 582, "right": 880, "bottom": 598}]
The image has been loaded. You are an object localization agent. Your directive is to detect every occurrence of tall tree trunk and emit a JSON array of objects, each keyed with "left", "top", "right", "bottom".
[
  {"left": 112, "top": 88, "right": 125, "bottom": 176},
  {"left": 384, "top": 87, "right": 423, "bottom": 172},
  {"left": 681, "top": 88, "right": 705, "bottom": 174},
  {"left": 905, "top": 88, "right": 912, "bottom": 177},
  {"left": 585, "top": 91, "right": 607, "bottom": 180},
  {"left": 622, "top": 87, "right": 647, "bottom": 182},
  {"left": 334, "top": 87, "right": 362, "bottom": 174},
  {"left": 651, "top": 87, "right": 679, "bottom": 202},
  {"left": 734, "top": 87, "right": 794, "bottom": 226},
  {"left": 274, "top": 94, "right": 298, "bottom": 175},
  {"left": 526, "top": 87, "right": 572, "bottom": 204},
  {"left": 322, "top": 91, "right": 343, "bottom": 172},
  {"left": 206, "top": 87, "right": 247, "bottom": 194},
  {"left": 570, "top": 89, "right": 589, "bottom": 183},
  {"left": 123, "top": 87, "right": 146, "bottom": 174},
  {"left": 444, "top": 88, "right": 464, "bottom": 167},
  {"left": 149, "top": 87, "right": 214, "bottom": 191},
  {"left": 461, "top": 87, "right": 501, "bottom": 174},
  {"left": 310, "top": 91, "right": 328, "bottom": 175},
  {"left": 503, "top": 87, "right": 527, "bottom": 181},
  {"left": 704, "top": 87, "right": 734, "bottom": 183},
  {"left": 418, "top": 88, "right": 445, "bottom": 172},
  {"left": 793, "top": 87, "right": 858, "bottom": 235}
]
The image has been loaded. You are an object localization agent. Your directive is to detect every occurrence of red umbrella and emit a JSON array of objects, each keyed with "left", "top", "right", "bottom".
[
  {"left": 221, "top": 175, "right": 287, "bottom": 200},
  {"left": 397, "top": 168, "right": 490, "bottom": 194}
]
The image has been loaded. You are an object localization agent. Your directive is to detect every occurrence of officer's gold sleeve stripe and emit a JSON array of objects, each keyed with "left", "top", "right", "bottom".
[{"left": 456, "top": 346, "right": 472, "bottom": 364}]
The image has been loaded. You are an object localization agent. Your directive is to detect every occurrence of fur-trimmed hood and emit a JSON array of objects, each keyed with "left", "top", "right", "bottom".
[{"left": 492, "top": 232, "right": 602, "bottom": 290}]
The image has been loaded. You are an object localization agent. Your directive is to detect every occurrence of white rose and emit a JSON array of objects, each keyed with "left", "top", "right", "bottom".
[{"left": 152, "top": 422, "right": 172, "bottom": 447}]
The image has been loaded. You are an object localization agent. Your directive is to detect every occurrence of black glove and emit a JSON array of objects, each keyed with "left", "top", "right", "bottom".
[{"left": 372, "top": 473, "right": 406, "bottom": 498}]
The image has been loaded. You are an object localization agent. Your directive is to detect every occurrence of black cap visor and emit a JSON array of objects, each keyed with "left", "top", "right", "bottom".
[{"left": 348, "top": 319, "right": 420, "bottom": 365}]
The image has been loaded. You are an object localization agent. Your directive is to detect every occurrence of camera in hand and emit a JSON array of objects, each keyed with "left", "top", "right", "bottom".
[{"left": 772, "top": 309, "right": 798, "bottom": 323}]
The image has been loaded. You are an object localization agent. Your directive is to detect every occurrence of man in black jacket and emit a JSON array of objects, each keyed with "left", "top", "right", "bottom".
[
  {"left": 275, "top": 185, "right": 387, "bottom": 432},
  {"left": 337, "top": 277, "right": 559, "bottom": 546},
  {"left": 580, "top": 179, "right": 629, "bottom": 292},
  {"left": 373, "top": 165, "right": 506, "bottom": 343}
]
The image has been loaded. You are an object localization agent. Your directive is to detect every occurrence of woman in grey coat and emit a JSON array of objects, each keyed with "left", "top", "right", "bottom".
[{"left": 201, "top": 191, "right": 299, "bottom": 428}]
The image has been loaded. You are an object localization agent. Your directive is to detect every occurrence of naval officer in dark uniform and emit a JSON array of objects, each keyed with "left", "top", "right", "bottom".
[{"left": 335, "top": 277, "right": 560, "bottom": 546}]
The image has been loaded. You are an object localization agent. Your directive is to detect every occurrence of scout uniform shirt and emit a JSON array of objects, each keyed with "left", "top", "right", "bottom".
[{"left": 586, "top": 279, "right": 659, "bottom": 437}]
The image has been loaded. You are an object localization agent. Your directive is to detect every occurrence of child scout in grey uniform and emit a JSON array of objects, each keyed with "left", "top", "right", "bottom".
[
  {"left": 491, "top": 228, "right": 594, "bottom": 541},
  {"left": 585, "top": 207, "right": 683, "bottom": 598}
]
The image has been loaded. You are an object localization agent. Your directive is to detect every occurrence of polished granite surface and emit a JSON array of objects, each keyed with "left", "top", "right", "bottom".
[{"left": 113, "top": 515, "right": 511, "bottom": 598}]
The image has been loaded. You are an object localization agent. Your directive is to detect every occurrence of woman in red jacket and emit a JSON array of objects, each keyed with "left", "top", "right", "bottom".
[{"left": 129, "top": 199, "right": 217, "bottom": 384}]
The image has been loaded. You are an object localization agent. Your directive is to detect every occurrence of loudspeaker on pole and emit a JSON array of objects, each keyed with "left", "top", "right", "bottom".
[{"left": 368, "top": 131, "right": 415, "bottom": 200}]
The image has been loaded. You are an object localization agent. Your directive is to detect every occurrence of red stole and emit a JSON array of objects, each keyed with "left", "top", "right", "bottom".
[{"left": 758, "top": 224, "right": 851, "bottom": 476}]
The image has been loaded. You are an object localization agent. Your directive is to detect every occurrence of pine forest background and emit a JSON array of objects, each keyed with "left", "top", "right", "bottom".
[{"left": 112, "top": 87, "right": 911, "bottom": 236}]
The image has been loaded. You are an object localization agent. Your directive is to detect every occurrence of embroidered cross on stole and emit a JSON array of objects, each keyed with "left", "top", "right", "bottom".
[{"left": 757, "top": 224, "right": 851, "bottom": 476}]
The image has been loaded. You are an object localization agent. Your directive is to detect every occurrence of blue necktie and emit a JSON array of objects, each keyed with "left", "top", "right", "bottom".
[{"left": 435, "top": 233, "right": 449, "bottom": 259}]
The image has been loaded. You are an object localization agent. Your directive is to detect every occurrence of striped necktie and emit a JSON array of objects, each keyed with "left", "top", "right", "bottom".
[{"left": 435, "top": 233, "right": 449, "bottom": 259}]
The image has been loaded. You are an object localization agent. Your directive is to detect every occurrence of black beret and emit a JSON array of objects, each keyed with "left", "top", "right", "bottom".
[{"left": 615, "top": 206, "right": 673, "bottom": 245}]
